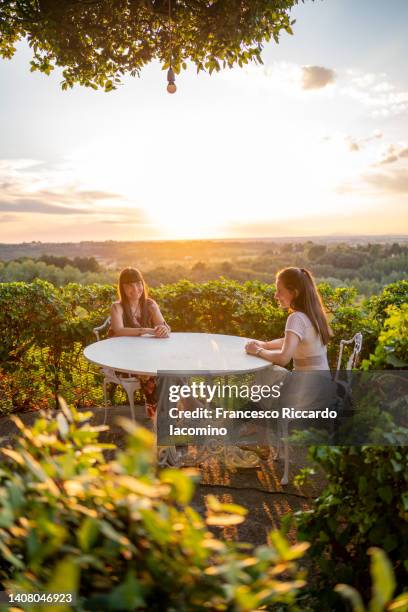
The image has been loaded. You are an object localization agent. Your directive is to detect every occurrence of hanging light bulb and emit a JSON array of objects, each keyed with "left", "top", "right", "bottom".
[
  {"left": 167, "top": 66, "right": 177, "bottom": 94},
  {"left": 165, "top": 0, "right": 178, "bottom": 93}
]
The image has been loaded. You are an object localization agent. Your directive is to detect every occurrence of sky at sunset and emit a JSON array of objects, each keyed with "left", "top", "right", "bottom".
[{"left": 1, "top": 0, "right": 408, "bottom": 242}]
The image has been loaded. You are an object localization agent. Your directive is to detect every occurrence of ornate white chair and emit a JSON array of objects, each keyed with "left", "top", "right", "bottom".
[
  {"left": 334, "top": 332, "right": 363, "bottom": 381},
  {"left": 278, "top": 332, "right": 363, "bottom": 485},
  {"left": 93, "top": 316, "right": 142, "bottom": 422}
]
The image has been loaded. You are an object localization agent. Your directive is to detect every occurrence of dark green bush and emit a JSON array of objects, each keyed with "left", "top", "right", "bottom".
[
  {"left": 335, "top": 547, "right": 408, "bottom": 612},
  {"left": 1, "top": 278, "right": 406, "bottom": 414},
  {"left": 153, "top": 279, "right": 286, "bottom": 339},
  {"left": 0, "top": 403, "right": 308, "bottom": 611},
  {"left": 0, "top": 281, "right": 116, "bottom": 413},
  {"left": 295, "top": 439, "right": 408, "bottom": 608}
]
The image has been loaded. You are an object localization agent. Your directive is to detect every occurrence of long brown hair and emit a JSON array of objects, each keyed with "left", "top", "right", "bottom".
[
  {"left": 277, "top": 267, "right": 332, "bottom": 345},
  {"left": 118, "top": 267, "right": 151, "bottom": 327}
]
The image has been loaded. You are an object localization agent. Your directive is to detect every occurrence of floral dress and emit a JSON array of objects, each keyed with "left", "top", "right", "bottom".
[{"left": 111, "top": 298, "right": 161, "bottom": 419}]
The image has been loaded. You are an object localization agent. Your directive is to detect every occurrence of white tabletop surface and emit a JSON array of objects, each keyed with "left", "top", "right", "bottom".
[{"left": 84, "top": 332, "right": 273, "bottom": 376}]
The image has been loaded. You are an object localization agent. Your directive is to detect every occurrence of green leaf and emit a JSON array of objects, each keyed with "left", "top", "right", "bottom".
[
  {"left": 378, "top": 486, "right": 393, "bottom": 504},
  {"left": 108, "top": 572, "right": 145, "bottom": 609},
  {"left": 335, "top": 584, "right": 365, "bottom": 612},
  {"left": 388, "top": 592, "right": 408, "bottom": 611},
  {"left": 160, "top": 468, "right": 195, "bottom": 504},
  {"left": 0, "top": 540, "right": 24, "bottom": 569},
  {"left": 385, "top": 354, "right": 407, "bottom": 367},
  {"left": 45, "top": 557, "right": 79, "bottom": 611},
  {"left": 77, "top": 517, "right": 99, "bottom": 553},
  {"left": 368, "top": 547, "right": 396, "bottom": 612}
]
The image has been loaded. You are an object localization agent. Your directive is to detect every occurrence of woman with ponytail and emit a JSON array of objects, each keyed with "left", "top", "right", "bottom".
[
  {"left": 245, "top": 267, "right": 332, "bottom": 370},
  {"left": 239, "top": 267, "right": 333, "bottom": 462}
]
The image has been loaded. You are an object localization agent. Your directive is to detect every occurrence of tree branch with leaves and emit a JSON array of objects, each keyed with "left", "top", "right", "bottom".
[{"left": 0, "top": 0, "right": 306, "bottom": 90}]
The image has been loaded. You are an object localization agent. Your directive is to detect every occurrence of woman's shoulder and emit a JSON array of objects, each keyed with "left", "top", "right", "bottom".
[
  {"left": 288, "top": 310, "right": 312, "bottom": 325},
  {"left": 285, "top": 311, "right": 310, "bottom": 339},
  {"left": 111, "top": 300, "right": 123, "bottom": 312},
  {"left": 146, "top": 297, "right": 159, "bottom": 310},
  {"left": 286, "top": 310, "right": 310, "bottom": 325}
]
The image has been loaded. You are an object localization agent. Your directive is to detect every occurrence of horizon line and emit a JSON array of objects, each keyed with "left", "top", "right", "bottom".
[{"left": 1, "top": 233, "right": 408, "bottom": 246}]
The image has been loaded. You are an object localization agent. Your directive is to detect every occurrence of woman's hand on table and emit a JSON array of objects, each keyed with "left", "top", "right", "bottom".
[
  {"left": 245, "top": 340, "right": 262, "bottom": 355},
  {"left": 154, "top": 324, "right": 170, "bottom": 338}
]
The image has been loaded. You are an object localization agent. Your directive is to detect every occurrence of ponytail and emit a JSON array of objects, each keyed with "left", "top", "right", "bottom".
[{"left": 277, "top": 267, "right": 332, "bottom": 345}]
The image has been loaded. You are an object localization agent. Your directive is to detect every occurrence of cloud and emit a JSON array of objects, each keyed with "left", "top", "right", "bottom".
[
  {"left": 0, "top": 199, "right": 95, "bottom": 215},
  {"left": 0, "top": 159, "right": 43, "bottom": 172},
  {"left": 0, "top": 157, "right": 133, "bottom": 220},
  {"left": 0, "top": 214, "right": 19, "bottom": 223},
  {"left": 324, "top": 131, "right": 383, "bottom": 153},
  {"left": 364, "top": 169, "right": 408, "bottom": 194},
  {"left": 28, "top": 188, "right": 123, "bottom": 206},
  {"left": 98, "top": 216, "right": 149, "bottom": 225},
  {"left": 342, "top": 70, "right": 408, "bottom": 117},
  {"left": 301, "top": 66, "right": 336, "bottom": 90},
  {"left": 347, "top": 138, "right": 360, "bottom": 152},
  {"left": 224, "top": 61, "right": 408, "bottom": 118},
  {"left": 347, "top": 130, "right": 383, "bottom": 152},
  {"left": 376, "top": 144, "right": 408, "bottom": 166}
]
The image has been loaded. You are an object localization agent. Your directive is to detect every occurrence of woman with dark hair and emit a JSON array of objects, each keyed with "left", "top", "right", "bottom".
[
  {"left": 239, "top": 267, "right": 333, "bottom": 462},
  {"left": 245, "top": 267, "right": 332, "bottom": 369},
  {"left": 110, "top": 267, "right": 170, "bottom": 418},
  {"left": 111, "top": 267, "right": 170, "bottom": 339}
]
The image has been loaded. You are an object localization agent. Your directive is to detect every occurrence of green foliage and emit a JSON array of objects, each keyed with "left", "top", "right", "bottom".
[
  {"left": 37, "top": 255, "right": 101, "bottom": 273},
  {"left": 363, "top": 305, "right": 408, "bottom": 369},
  {"left": 367, "top": 281, "right": 408, "bottom": 323},
  {"left": 0, "top": 281, "right": 116, "bottom": 413},
  {"left": 293, "top": 467, "right": 315, "bottom": 488},
  {"left": 329, "top": 304, "right": 378, "bottom": 367},
  {"left": 0, "top": 258, "right": 116, "bottom": 286},
  {"left": 335, "top": 548, "right": 408, "bottom": 612},
  {"left": 295, "top": 439, "right": 408, "bottom": 607},
  {"left": 1, "top": 278, "right": 407, "bottom": 414},
  {"left": 0, "top": 0, "right": 302, "bottom": 90},
  {"left": 0, "top": 403, "right": 308, "bottom": 610},
  {"left": 1, "top": 241, "right": 407, "bottom": 295},
  {"left": 153, "top": 278, "right": 286, "bottom": 339}
]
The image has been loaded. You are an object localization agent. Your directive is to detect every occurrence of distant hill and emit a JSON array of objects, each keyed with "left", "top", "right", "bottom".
[{"left": 1, "top": 235, "right": 407, "bottom": 265}]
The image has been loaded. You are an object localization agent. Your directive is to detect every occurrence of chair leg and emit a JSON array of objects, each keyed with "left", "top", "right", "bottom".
[
  {"left": 280, "top": 419, "right": 289, "bottom": 485},
  {"left": 125, "top": 387, "right": 136, "bottom": 421},
  {"left": 281, "top": 439, "right": 289, "bottom": 485},
  {"left": 102, "top": 379, "right": 109, "bottom": 426},
  {"left": 103, "top": 379, "right": 108, "bottom": 407}
]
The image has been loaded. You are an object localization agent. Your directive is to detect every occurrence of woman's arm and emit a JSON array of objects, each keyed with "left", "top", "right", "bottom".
[
  {"left": 110, "top": 303, "right": 155, "bottom": 337},
  {"left": 148, "top": 300, "right": 171, "bottom": 338},
  {"left": 246, "top": 331, "right": 300, "bottom": 367},
  {"left": 247, "top": 338, "right": 284, "bottom": 350},
  {"left": 262, "top": 338, "right": 284, "bottom": 350}
]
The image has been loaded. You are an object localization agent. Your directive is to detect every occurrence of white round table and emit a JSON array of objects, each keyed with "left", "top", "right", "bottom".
[
  {"left": 84, "top": 332, "right": 284, "bottom": 474},
  {"left": 84, "top": 332, "right": 271, "bottom": 376}
]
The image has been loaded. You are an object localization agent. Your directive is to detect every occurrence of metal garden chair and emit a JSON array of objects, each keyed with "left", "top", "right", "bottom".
[
  {"left": 277, "top": 332, "right": 363, "bottom": 485},
  {"left": 93, "top": 316, "right": 142, "bottom": 422}
]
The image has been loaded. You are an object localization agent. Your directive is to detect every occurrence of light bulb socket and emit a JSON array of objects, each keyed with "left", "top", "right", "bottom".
[{"left": 167, "top": 66, "right": 175, "bottom": 84}]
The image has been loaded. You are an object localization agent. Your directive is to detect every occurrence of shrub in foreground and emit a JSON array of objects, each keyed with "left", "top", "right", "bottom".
[
  {"left": 336, "top": 547, "right": 408, "bottom": 612},
  {"left": 0, "top": 402, "right": 308, "bottom": 611},
  {"left": 296, "top": 440, "right": 408, "bottom": 609}
]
